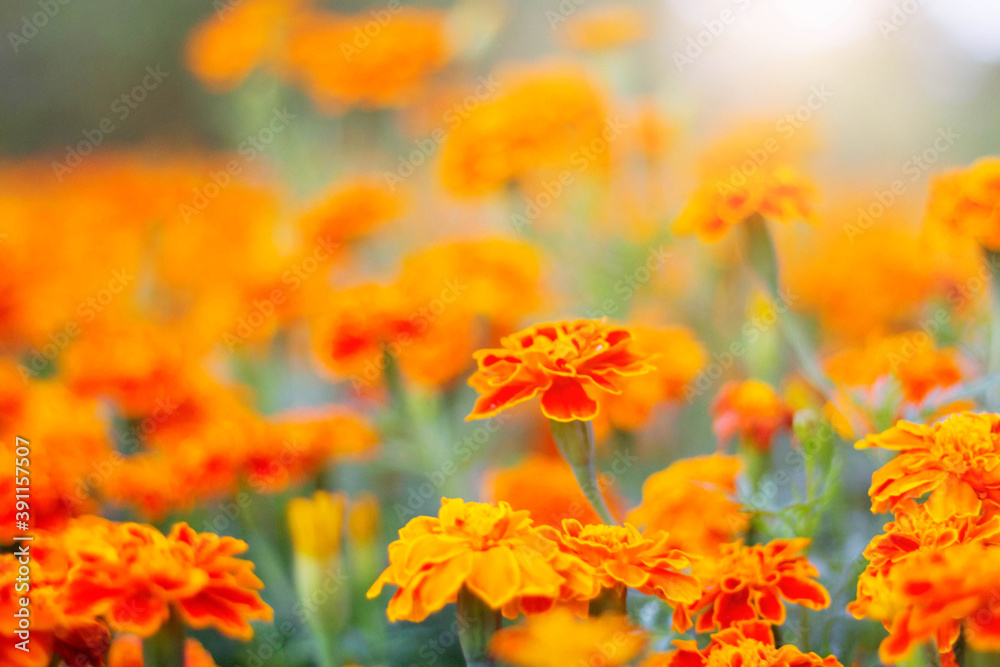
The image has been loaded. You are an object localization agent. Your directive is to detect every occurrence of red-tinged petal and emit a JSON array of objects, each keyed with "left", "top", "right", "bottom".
[
  {"left": 776, "top": 575, "right": 830, "bottom": 609},
  {"left": 540, "top": 378, "right": 598, "bottom": 422}
]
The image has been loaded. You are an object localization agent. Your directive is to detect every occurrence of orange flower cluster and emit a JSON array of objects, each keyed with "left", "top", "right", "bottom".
[
  {"left": 439, "top": 65, "right": 611, "bottom": 196},
  {"left": 492, "top": 608, "right": 647, "bottom": 667},
  {"left": 676, "top": 539, "right": 830, "bottom": 633},
  {"left": 466, "top": 320, "right": 656, "bottom": 422},
  {"left": 674, "top": 166, "right": 816, "bottom": 242},
  {"left": 627, "top": 455, "right": 748, "bottom": 556},
  {"left": 851, "top": 412, "right": 1000, "bottom": 663},
  {"left": 186, "top": 0, "right": 449, "bottom": 110},
  {"left": 925, "top": 157, "right": 1000, "bottom": 250},
  {"left": 646, "top": 620, "right": 842, "bottom": 667},
  {"left": 711, "top": 380, "right": 794, "bottom": 452}
]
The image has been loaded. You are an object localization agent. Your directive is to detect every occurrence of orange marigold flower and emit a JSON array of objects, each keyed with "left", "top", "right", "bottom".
[
  {"left": 60, "top": 517, "right": 273, "bottom": 639},
  {"left": 366, "top": 498, "right": 599, "bottom": 623},
  {"left": 674, "top": 165, "right": 816, "bottom": 242},
  {"left": 597, "top": 325, "right": 706, "bottom": 432},
  {"left": 491, "top": 608, "right": 646, "bottom": 667},
  {"left": 645, "top": 620, "right": 842, "bottom": 667},
  {"left": 711, "top": 380, "right": 793, "bottom": 451},
  {"left": 542, "top": 519, "right": 701, "bottom": 621},
  {"left": 561, "top": 6, "right": 647, "bottom": 51},
  {"left": 924, "top": 157, "right": 1000, "bottom": 250},
  {"left": 486, "top": 454, "right": 625, "bottom": 528},
  {"left": 185, "top": 0, "right": 300, "bottom": 90},
  {"left": 677, "top": 539, "right": 830, "bottom": 633},
  {"left": 439, "top": 64, "right": 610, "bottom": 196},
  {"left": 627, "top": 455, "right": 748, "bottom": 556},
  {"left": 466, "top": 320, "right": 656, "bottom": 422},
  {"left": 109, "top": 635, "right": 219, "bottom": 667},
  {"left": 296, "top": 175, "right": 405, "bottom": 247},
  {"left": 287, "top": 8, "right": 449, "bottom": 110},
  {"left": 854, "top": 543, "right": 1000, "bottom": 665},
  {"left": 857, "top": 412, "right": 1000, "bottom": 520},
  {"left": 824, "top": 332, "right": 964, "bottom": 406}
]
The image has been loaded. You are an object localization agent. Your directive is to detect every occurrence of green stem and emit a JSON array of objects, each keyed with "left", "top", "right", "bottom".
[
  {"left": 589, "top": 584, "right": 627, "bottom": 616},
  {"left": 143, "top": 610, "right": 186, "bottom": 667},
  {"left": 548, "top": 419, "right": 617, "bottom": 525},
  {"left": 986, "top": 247, "right": 1000, "bottom": 410},
  {"left": 457, "top": 586, "right": 501, "bottom": 667}
]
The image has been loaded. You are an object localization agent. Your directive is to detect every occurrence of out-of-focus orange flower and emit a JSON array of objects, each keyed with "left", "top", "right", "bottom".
[
  {"left": 366, "top": 498, "right": 599, "bottom": 623},
  {"left": 398, "top": 239, "right": 542, "bottom": 332},
  {"left": 466, "top": 320, "right": 655, "bottom": 422},
  {"left": 924, "top": 157, "right": 1000, "bottom": 250},
  {"left": 674, "top": 166, "right": 816, "bottom": 242},
  {"left": 297, "top": 175, "right": 405, "bottom": 247},
  {"left": 646, "top": 620, "right": 842, "bottom": 667},
  {"left": 60, "top": 517, "right": 273, "bottom": 639},
  {"left": 824, "top": 332, "right": 964, "bottom": 405},
  {"left": 491, "top": 608, "right": 646, "bottom": 667},
  {"left": 486, "top": 454, "right": 625, "bottom": 528},
  {"left": 0, "top": 382, "right": 112, "bottom": 541},
  {"left": 246, "top": 408, "right": 378, "bottom": 494},
  {"left": 311, "top": 282, "right": 475, "bottom": 391},
  {"left": 851, "top": 543, "right": 1000, "bottom": 665},
  {"left": 561, "top": 6, "right": 647, "bottom": 51},
  {"left": 676, "top": 539, "right": 830, "bottom": 633},
  {"left": 630, "top": 101, "right": 677, "bottom": 164},
  {"left": 711, "top": 380, "right": 793, "bottom": 451},
  {"left": 287, "top": 8, "right": 449, "bottom": 110},
  {"left": 109, "top": 635, "right": 219, "bottom": 667},
  {"left": 543, "top": 519, "right": 700, "bottom": 622},
  {"left": 439, "top": 64, "right": 610, "bottom": 196},
  {"left": 857, "top": 413, "right": 1000, "bottom": 520},
  {"left": 185, "top": 0, "right": 300, "bottom": 90},
  {"left": 599, "top": 325, "right": 707, "bottom": 432},
  {"left": 627, "top": 455, "right": 748, "bottom": 556}
]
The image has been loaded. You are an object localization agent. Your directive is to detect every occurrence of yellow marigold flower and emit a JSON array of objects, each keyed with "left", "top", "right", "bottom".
[
  {"left": 486, "top": 454, "right": 625, "bottom": 528},
  {"left": 543, "top": 519, "right": 701, "bottom": 621},
  {"left": 466, "top": 320, "right": 656, "bottom": 422},
  {"left": 627, "top": 455, "right": 748, "bottom": 556},
  {"left": 109, "top": 635, "right": 219, "bottom": 667},
  {"left": 711, "top": 380, "right": 793, "bottom": 452},
  {"left": 677, "top": 539, "right": 830, "bottom": 633},
  {"left": 673, "top": 165, "right": 816, "bottom": 242},
  {"left": 296, "top": 175, "right": 405, "bottom": 247},
  {"left": 439, "top": 64, "right": 610, "bottom": 196},
  {"left": 59, "top": 517, "right": 273, "bottom": 640},
  {"left": 824, "top": 333, "right": 964, "bottom": 405},
  {"left": 366, "top": 498, "right": 599, "bottom": 623},
  {"left": 287, "top": 9, "right": 449, "bottom": 110},
  {"left": 491, "top": 608, "right": 646, "bottom": 667},
  {"left": 288, "top": 491, "right": 346, "bottom": 561},
  {"left": 561, "top": 6, "right": 647, "bottom": 51},
  {"left": 645, "top": 620, "right": 842, "bottom": 667},
  {"left": 857, "top": 412, "right": 1000, "bottom": 520},
  {"left": 598, "top": 325, "right": 707, "bottom": 432},
  {"left": 925, "top": 157, "right": 1000, "bottom": 250},
  {"left": 185, "top": 0, "right": 300, "bottom": 90}
]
